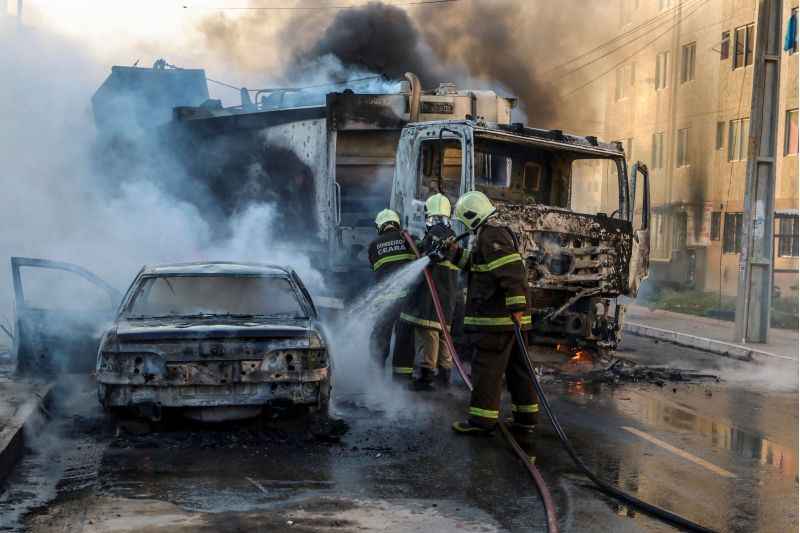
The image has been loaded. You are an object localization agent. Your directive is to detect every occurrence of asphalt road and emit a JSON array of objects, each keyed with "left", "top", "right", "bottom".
[{"left": 0, "top": 335, "right": 796, "bottom": 533}]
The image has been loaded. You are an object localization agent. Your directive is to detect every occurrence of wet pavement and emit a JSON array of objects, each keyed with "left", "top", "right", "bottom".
[{"left": 0, "top": 336, "right": 796, "bottom": 532}]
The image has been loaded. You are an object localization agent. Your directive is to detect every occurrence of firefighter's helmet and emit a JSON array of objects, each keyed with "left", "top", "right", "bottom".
[
  {"left": 424, "top": 193, "right": 451, "bottom": 218},
  {"left": 454, "top": 191, "right": 496, "bottom": 231},
  {"left": 375, "top": 209, "right": 401, "bottom": 232}
]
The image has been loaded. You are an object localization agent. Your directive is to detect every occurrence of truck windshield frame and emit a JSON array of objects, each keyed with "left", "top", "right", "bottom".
[{"left": 414, "top": 128, "right": 628, "bottom": 218}]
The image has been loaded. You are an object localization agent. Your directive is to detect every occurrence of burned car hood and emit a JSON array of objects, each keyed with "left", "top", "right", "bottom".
[{"left": 115, "top": 317, "right": 313, "bottom": 342}]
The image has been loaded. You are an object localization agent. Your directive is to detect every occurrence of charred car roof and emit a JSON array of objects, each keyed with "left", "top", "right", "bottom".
[{"left": 140, "top": 261, "right": 293, "bottom": 277}]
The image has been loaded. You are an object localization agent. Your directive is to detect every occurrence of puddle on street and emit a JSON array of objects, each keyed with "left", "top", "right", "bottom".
[{"left": 609, "top": 389, "right": 798, "bottom": 479}]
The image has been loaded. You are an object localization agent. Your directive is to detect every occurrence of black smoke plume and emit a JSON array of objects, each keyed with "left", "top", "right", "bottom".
[{"left": 198, "top": 1, "right": 616, "bottom": 127}]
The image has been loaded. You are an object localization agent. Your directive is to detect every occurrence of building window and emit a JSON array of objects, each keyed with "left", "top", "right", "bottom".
[
  {"left": 652, "top": 212, "right": 670, "bottom": 258},
  {"left": 720, "top": 31, "right": 730, "bottom": 60},
  {"left": 723, "top": 213, "right": 744, "bottom": 253},
  {"left": 615, "top": 63, "right": 635, "bottom": 101},
  {"left": 785, "top": 108, "right": 798, "bottom": 155},
  {"left": 777, "top": 215, "right": 799, "bottom": 257},
  {"left": 659, "top": 0, "right": 672, "bottom": 11},
  {"left": 710, "top": 211, "right": 722, "bottom": 241},
  {"left": 676, "top": 128, "right": 690, "bottom": 167},
  {"left": 673, "top": 212, "right": 688, "bottom": 250},
  {"left": 788, "top": 8, "right": 798, "bottom": 54},
  {"left": 681, "top": 42, "right": 696, "bottom": 83},
  {"left": 716, "top": 121, "right": 726, "bottom": 150},
  {"left": 733, "top": 23, "right": 755, "bottom": 69},
  {"left": 655, "top": 51, "right": 669, "bottom": 90},
  {"left": 651, "top": 131, "right": 665, "bottom": 169},
  {"left": 728, "top": 118, "right": 750, "bottom": 161}
]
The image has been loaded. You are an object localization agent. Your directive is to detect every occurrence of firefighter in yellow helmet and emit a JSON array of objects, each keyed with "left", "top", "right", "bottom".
[
  {"left": 367, "top": 209, "right": 415, "bottom": 373},
  {"left": 448, "top": 191, "right": 539, "bottom": 434},
  {"left": 397, "top": 194, "right": 460, "bottom": 390}
]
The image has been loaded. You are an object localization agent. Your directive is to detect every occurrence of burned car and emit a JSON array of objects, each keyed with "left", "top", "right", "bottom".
[
  {"left": 96, "top": 262, "right": 331, "bottom": 421},
  {"left": 9, "top": 258, "right": 330, "bottom": 421}
]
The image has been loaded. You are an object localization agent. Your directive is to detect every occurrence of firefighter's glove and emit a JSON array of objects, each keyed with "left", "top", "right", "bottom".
[{"left": 426, "top": 237, "right": 453, "bottom": 263}]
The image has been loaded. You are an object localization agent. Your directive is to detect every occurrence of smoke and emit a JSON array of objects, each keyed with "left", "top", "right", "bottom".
[
  {"left": 196, "top": 1, "right": 616, "bottom": 126},
  {"left": 716, "top": 359, "right": 799, "bottom": 392},
  {"left": 287, "top": 2, "right": 447, "bottom": 85},
  {"left": 0, "top": 24, "right": 323, "bottom": 330}
]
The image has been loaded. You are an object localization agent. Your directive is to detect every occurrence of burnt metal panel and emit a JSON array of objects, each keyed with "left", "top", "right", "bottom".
[
  {"left": 326, "top": 92, "right": 409, "bottom": 130},
  {"left": 165, "top": 106, "right": 327, "bottom": 139}
]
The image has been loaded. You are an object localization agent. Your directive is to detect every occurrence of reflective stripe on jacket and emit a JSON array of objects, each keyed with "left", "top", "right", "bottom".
[{"left": 453, "top": 223, "right": 532, "bottom": 332}]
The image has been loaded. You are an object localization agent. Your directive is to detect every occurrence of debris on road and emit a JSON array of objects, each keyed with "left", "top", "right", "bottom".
[{"left": 542, "top": 357, "right": 720, "bottom": 387}]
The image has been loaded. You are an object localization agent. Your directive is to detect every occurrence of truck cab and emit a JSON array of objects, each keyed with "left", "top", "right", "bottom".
[{"left": 390, "top": 120, "right": 650, "bottom": 354}]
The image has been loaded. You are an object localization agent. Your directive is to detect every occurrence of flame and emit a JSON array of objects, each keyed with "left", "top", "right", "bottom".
[{"left": 570, "top": 350, "right": 592, "bottom": 363}]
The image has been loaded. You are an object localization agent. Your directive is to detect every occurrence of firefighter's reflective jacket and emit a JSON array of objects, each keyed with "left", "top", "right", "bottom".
[
  {"left": 368, "top": 229, "right": 416, "bottom": 283},
  {"left": 400, "top": 223, "right": 460, "bottom": 330},
  {"left": 452, "top": 223, "right": 532, "bottom": 331}
]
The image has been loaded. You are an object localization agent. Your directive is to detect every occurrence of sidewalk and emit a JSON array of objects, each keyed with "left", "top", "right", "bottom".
[
  {"left": 0, "top": 362, "right": 53, "bottom": 482},
  {"left": 624, "top": 303, "right": 798, "bottom": 363}
]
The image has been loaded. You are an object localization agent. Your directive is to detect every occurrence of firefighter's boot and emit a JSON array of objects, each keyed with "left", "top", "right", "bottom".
[
  {"left": 505, "top": 417, "right": 537, "bottom": 434},
  {"left": 507, "top": 410, "right": 538, "bottom": 434},
  {"left": 409, "top": 368, "right": 436, "bottom": 391},
  {"left": 437, "top": 368, "right": 452, "bottom": 389},
  {"left": 391, "top": 372, "right": 411, "bottom": 386}
]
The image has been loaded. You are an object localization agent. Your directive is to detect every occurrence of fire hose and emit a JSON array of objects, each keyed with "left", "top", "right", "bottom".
[
  {"left": 401, "top": 231, "right": 716, "bottom": 533},
  {"left": 509, "top": 324, "right": 716, "bottom": 533},
  {"left": 401, "top": 231, "right": 560, "bottom": 533}
]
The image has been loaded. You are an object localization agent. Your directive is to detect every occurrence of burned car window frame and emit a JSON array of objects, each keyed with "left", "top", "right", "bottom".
[{"left": 119, "top": 272, "right": 315, "bottom": 321}]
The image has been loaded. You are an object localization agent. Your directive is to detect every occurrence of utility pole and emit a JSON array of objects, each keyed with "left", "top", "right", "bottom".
[{"left": 734, "top": 0, "right": 783, "bottom": 343}]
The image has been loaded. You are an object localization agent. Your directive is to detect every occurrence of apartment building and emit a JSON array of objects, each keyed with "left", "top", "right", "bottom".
[{"left": 604, "top": 0, "right": 798, "bottom": 297}]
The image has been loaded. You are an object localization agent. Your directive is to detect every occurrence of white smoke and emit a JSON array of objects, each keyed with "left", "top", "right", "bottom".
[{"left": 0, "top": 24, "right": 324, "bottom": 321}]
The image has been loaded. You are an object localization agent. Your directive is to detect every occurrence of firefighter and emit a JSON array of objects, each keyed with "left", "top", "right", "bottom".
[
  {"left": 367, "top": 209, "right": 415, "bottom": 376},
  {"left": 448, "top": 191, "right": 539, "bottom": 434},
  {"left": 399, "top": 194, "right": 459, "bottom": 391}
]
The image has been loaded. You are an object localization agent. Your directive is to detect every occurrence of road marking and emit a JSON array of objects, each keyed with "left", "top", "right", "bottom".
[
  {"left": 245, "top": 476, "right": 270, "bottom": 495},
  {"left": 621, "top": 426, "right": 736, "bottom": 478}
]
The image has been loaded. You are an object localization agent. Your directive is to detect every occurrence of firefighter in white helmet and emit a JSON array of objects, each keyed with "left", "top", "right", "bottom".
[
  {"left": 448, "top": 191, "right": 539, "bottom": 434},
  {"left": 367, "top": 209, "right": 415, "bottom": 373},
  {"left": 398, "top": 194, "right": 460, "bottom": 390}
]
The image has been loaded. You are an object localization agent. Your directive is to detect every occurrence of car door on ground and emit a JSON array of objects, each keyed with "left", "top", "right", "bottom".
[{"left": 11, "top": 257, "right": 120, "bottom": 374}]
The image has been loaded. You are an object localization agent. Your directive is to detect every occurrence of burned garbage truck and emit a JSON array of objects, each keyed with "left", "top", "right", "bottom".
[
  {"left": 92, "top": 63, "right": 650, "bottom": 355},
  {"left": 389, "top": 121, "right": 651, "bottom": 355}
]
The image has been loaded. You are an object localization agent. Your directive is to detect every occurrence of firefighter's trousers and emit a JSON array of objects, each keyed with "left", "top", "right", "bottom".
[
  {"left": 414, "top": 326, "right": 454, "bottom": 371},
  {"left": 388, "top": 321, "right": 415, "bottom": 376},
  {"left": 371, "top": 301, "right": 401, "bottom": 364},
  {"left": 467, "top": 330, "right": 539, "bottom": 428},
  {"left": 370, "top": 302, "right": 414, "bottom": 372}
]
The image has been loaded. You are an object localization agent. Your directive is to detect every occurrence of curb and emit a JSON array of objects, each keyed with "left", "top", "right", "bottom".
[
  {"left": 0, "top": 383, "right": 54, "bottom": 483},
  {"left": 623, "top": 322, "right": 796, "bottom": 364}
]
